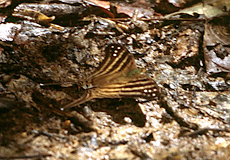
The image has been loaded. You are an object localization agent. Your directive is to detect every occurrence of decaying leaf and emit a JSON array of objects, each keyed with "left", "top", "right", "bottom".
[
  {"left": 0, "top": 0, "right": 11, "bottom": 8},
  {"left": 165, "top": 0, "right": 230, "bottom": 19},
  {"left": 204, "top": 16, "right": 230, "bottom": 74},
  {"left": 115, "top": 1, "right": 155, "bottom": 18},
  {"left": 12, "top": 8, "right": 55, "bottom": 25}
]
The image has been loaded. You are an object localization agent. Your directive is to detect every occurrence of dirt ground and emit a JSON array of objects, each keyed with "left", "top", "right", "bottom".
[{"left": 0, "top": 0, "right": 230, "bottom": 160}]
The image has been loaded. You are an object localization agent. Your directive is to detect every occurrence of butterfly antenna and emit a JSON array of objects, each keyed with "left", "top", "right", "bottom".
[
  {"left": 39, "top": 83, "right": 62, "bottom": 87},
  {"left": 39, "top": 81, "right": 78, "bottom": 87}
]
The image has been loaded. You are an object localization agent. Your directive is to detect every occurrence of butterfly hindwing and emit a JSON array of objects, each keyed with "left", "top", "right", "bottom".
[{"left": 96, "top": 75, "right": 158, "bottom": 98}]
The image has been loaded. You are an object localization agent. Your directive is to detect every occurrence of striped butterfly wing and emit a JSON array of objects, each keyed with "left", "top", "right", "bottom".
[
  {"left": 95, "top": 75, "right": 158, "bottom": 98},
  {"left": 63, "top": 75, "right": 158, "bottom": 109},
  {"left": 62, "top": 44, "right": 158, "bottom": 110},
  {"left": 85, "top": 44, "right": 137, "bottom": 87}
]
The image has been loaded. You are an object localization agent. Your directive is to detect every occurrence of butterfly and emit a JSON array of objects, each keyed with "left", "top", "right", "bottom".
[{"left": 62, "top": 44, "right": 158, "bottom": 110}]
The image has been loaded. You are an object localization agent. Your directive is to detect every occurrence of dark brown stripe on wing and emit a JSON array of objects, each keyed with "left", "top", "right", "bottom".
[
  {"left": 87, "top": 44, "right": 136, "bottom": 84},
  {"left": 97, "top": 76, "right": 158, "bottom": 98},
  {"left": 88, "top": 45, "right": 125, "bottom": 77},
  {"left": 108, "top": 49, "right": 135, "bottom": 74},
  {"left": 63, "top": 77, "right": 157, "bottom": 110},
  {"left": 62, "top": 91, "right": 95, "bottom": 109}
]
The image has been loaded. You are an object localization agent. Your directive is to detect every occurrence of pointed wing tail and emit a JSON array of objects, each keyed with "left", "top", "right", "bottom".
[{"left": 61, "top": 91, "right": 95, "bottom": 110}]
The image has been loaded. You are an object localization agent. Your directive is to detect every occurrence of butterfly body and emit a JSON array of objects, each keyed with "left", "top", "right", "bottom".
[{"left": 62, "top": 44, "right": 158, "bottom": 110}]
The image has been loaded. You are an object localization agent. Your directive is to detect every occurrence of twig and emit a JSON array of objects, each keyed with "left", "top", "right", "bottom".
[{"left": 0, "top": 154, "right": 51, "bottom": 160}]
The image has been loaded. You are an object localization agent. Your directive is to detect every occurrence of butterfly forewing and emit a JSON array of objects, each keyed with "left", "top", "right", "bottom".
[{"left": 86, "top": 44, "right": 137, "bottom": 86}]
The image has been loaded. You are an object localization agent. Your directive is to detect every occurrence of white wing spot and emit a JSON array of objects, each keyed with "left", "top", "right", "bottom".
[
  {"left": 144, "top": 89, "right": 148, "bottom": 93},
  {"left": 152, "top": 93, "right": 156, "bottom": 96},
  {"left": 148, "top": 89, "right": 152, "bottom": 93},
  {"left": 111, "top": 45, "right": 114, "bottom": 48},
  {"left": 117, "top": 46, "right": 121, "bottom": 49},
  {"left": 114, "top": 50, "right": 118, "bottom": 53},
  {"left": 113, "top": 53, "right": 117, "bottom": 56}
]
